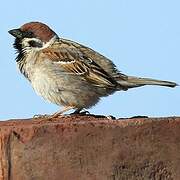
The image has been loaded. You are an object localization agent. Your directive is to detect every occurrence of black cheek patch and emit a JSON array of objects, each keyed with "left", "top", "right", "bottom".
[{"left": 29, "top": 40, "right": 43, "bottom": 48}]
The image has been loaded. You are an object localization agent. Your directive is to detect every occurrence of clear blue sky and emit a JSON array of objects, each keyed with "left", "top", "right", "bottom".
[{"left": 0, "top": 0, "right": 179, "bottom": 120}]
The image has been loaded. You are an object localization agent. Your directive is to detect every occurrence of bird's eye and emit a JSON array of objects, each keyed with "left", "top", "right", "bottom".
[
  {"left": 28, "top": 40, "right": 43, "bottom": 48},
  {"left": 24, "top": 31, "right": 34, "bottom": 38}
]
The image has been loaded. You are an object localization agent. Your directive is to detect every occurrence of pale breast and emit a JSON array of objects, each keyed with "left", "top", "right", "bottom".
[{"left": 31, "top": 67, "right": 65, "bottom": 105}]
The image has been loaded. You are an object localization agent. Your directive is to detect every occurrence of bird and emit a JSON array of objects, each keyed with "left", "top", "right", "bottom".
[{"left": 8, "top": 21, "right": 178, "bottom": 117}]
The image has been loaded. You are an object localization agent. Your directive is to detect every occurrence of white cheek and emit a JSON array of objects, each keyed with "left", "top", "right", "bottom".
[{"left": 22, "top": 41, "right": 30, "bottom": 48}]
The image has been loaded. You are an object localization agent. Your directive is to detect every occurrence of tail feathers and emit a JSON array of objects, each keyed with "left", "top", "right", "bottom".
[{"left": 118, "top": 76, "right": 178, "bottom": 89}]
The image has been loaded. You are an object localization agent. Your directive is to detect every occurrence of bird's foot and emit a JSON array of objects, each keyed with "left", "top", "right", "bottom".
[
  {"left": 49, "top": 106, "right": 76, "bottom": 119},
  {"left": 50, "top": 113, "right": 69, "bottom": 119},
  {"left": 130, "top": 115, "right": 148, "bottom": 119},
  {"left": 106, "top": 115, "right": 116, "bottom": 120},
  {"left": 33, "top": 114, "right": 50, "bottom": 119},
  {"left": 71, "top": 109, "right": 90, "bottom": 116}
]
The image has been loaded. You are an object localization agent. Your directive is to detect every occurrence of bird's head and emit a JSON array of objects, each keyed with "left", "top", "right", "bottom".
[{"left": 9, "top": 22, "right": 58, "bottom": 61}]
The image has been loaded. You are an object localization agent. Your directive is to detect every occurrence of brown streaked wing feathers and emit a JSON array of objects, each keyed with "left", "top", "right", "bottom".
[
  {"left": 42, "top": 47, "right": 118, "bottom": 88},
  {"left": 60, "top": 38, "right": 128, "bottom": 81}
]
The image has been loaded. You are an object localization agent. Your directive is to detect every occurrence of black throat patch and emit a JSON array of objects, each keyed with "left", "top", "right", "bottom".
[{"left": 13, "top": 38, "right": 26, "bottom": 62}]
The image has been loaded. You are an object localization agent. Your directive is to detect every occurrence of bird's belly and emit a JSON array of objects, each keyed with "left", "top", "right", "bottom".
[
  {"left": 31, "top": 71, "right": 63, "bottom": 105},
  {"left": 31, "top": 71, "right": 104, "bottom": 109}
]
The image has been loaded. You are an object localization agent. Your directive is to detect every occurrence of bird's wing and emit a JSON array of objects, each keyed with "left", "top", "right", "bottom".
[
  {"left": 60, "top": 38, "right": 127, "bottom": 80},
  {"left": 41, "top": 43, "right": 118, "bottom": 88}
]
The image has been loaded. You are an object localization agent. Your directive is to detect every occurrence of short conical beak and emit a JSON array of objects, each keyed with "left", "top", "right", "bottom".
[{"left": 8, "top": 29, "right": 23, "bottom": 38}]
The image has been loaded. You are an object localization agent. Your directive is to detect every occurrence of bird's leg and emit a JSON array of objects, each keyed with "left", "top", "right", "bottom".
[
  {"left": 72, "top": 108, "right": 82, "bottom": 114},
  {"left": 51, "top": 106, "right": 75, "bottom": 118}
]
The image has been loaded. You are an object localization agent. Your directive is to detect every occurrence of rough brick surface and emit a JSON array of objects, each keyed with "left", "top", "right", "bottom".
[{"left": 0, "top": 115, "right": 180, "bottom": 180}]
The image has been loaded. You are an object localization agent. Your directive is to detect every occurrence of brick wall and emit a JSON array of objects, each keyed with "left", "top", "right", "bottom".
[{"left": 0, "top": 115, "right": 179, "bottom": 180}]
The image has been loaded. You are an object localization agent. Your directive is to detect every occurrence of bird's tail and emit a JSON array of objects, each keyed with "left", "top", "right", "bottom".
[{"left": 117, "top": 76, "right": 178, "bottom": 89}]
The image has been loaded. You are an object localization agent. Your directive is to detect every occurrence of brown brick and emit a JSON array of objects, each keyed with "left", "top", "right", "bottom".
[{"left": 0, "top": 115, "right": 180, "bottom": 180}]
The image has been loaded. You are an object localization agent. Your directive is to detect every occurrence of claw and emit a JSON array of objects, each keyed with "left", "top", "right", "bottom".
[
  {"left": 71, "top": 109, "right": 89, "bottom": 115},
  {"left": 106, "top": 115, "right": 116, "bottom": 120},
  {"left": 33, "top": 114, "right": 50, "bottom": 118}
]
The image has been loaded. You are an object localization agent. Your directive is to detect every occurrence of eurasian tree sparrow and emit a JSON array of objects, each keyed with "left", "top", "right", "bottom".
[{"left": 8, "top": 22, "right": 178, "bottom": 116}]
